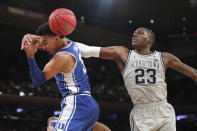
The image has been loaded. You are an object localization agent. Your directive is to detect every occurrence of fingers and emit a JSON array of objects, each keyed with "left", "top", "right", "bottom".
[
  {"left": 21, "top": 34, "right": 31, "bottom": 50},
  {"left": 21, "top": 34, "right": 40, "bottom": 50},
  {"left": 31, "top": 35, "right": 40, "bottom": 40},
  {"left": 21, "top": 35, "right": 29, "bottom": 50},
  {"left": 24, "top": 34, "right": 33, "bottom": 45},
  {"left": 21, "top": 38, "right": 25, "bottom": 50}
]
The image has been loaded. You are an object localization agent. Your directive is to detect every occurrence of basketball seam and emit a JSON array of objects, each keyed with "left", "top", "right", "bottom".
[
  {"left": 49, "top": 15, "right": 55, "bottom": 33},
  {"left": 50, "top": 13, "right": 74, "bottom": 21},
  {"left": 51, "top": 18, "right": 55, "bottom": 34},
  {"left": 56, "top": 12, "right": 74, "bottom": 16},
  {"left": 55, "top": 16, "right": 67, "bottom": 36},
  {"left": 56, "top": 8, "right": 69, "bottom": 13},
  {"left": 51, "top": 11, "right": 56, "bottom": 34},
  {"left": 57, "top": 15, "right": 75, "bottom": 27},
  {"left": 53, "top": 10, "right": 65, "bottom": 36}
]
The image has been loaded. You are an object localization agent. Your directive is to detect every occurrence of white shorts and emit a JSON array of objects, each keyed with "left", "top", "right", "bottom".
[{"left": 130, "top": 100, "right": 176, "bottom": 131}]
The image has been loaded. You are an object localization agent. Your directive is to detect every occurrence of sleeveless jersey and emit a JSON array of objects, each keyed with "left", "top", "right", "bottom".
[
  {"left": 52, "top": 41, "right": 91, "bottom": 98},
  {"left": 122, "top": 50, "right": 167, "bottom": 105}
]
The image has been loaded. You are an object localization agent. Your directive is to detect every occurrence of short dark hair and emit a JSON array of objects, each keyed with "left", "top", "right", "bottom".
[
  {"left": 142, "top": 27, "right": 156, "bottom": 46},
  {"left": 36, "top": 22, "right": 64, "bottom": 39},
  {"left": 36, "top": 22, "right": 56, "bottom": 36}
]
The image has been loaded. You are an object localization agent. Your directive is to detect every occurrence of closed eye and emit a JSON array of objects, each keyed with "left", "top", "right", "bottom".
[{"left": 42, "top": 40, "right": 47, "bottom": 45}]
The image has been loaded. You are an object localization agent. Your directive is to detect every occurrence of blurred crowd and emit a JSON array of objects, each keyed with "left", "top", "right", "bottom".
[
  {"left": 0, "top": 51, "right": 131, "bottom": 103},
  {"left": 0, "top": 51, "right": 197, "bottom": 105},
  {"left": 0, "top": 49, "right": 197, "bottom": 131}
]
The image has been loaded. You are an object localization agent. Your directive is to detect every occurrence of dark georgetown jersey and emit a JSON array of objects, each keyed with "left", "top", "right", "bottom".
[
  {"left": 52, "top": 41, "right": 91, "bottom": 98},
  {"left": 122, "top": 50, "right": 167, "bottom": 105}
]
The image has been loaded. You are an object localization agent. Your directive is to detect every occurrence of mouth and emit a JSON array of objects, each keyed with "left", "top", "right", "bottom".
[{"left": 132, "top": 37, "right": 137, "bottom": 42}]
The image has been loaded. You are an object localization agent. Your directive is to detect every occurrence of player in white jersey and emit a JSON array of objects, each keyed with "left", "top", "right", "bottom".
[{"left": 73, "top": 27, "right": 197, "bottom": 131}]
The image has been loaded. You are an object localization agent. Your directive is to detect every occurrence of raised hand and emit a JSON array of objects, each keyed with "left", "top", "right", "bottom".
[{"left": 21, "top": 34, "right": 41, "bottom": 58}]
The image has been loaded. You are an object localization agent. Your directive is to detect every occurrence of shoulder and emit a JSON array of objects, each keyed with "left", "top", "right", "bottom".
[
  {"left": 114, "top": 46, "right": 130, "bottom": 63},
  {"left": 53, "top": 52, "right": 75, "bottom": 63},
  {"left": 161, "top": 52, "right": 181, "bottom": 68},
  {"left": 162, "top": 52, "right": 179, "bottom": 61}
]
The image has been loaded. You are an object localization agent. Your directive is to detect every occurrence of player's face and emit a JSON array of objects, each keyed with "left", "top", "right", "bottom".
[
  {"left": 40, "top": 35, "right": 57, "bottom": 54},
  {"left": 132, "top": 28, "right": 150, "bottom": 50}
]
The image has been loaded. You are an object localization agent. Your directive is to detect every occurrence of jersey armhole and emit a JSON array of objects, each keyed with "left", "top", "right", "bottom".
[
  {"left": 160, "top": 52, "right": 166, "bottom": 71},
  {"left": 56, "top": 51, "right": 77, "bottom": 75},
  {"left": 121, "top": 50, "right": 132, "bottom": 75}
]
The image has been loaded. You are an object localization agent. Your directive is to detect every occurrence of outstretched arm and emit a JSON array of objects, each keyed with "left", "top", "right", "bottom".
[
  {"left": 76, "top": 42, "right": 129, "bottom": 72},
  {"left": 163, "top": 52, "right": 197, "bottom": 81},
  {"left": 75, "top": 42, "right": 101, "bottom": 58},
  {"left": 76, "top": 42, "right": 128, "bottom": 60}
]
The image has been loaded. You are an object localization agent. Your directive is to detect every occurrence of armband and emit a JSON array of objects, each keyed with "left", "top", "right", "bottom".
[{"left": 76, "top": 42, "right": 101, "bottom": 58}]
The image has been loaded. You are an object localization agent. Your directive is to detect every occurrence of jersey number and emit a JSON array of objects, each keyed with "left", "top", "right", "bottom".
[{"left": 135, "top": 69, "right": 156, "bottom": 84}]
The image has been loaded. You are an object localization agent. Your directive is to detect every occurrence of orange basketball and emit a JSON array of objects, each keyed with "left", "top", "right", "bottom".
[{"left": 48, "top": 8, "right": 77, "bottom": 36}]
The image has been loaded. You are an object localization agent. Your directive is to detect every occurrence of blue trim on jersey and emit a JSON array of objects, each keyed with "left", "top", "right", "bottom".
[
  {"left": 64, "top": 95, "right": 76, "bottom": 130},
  {"left": 159, "top": 52, "right": 166, "bottom": 72},
  {"left": 122, "top": 50, "right": 132, "bottom": 75},
  {"left": 52, "top": 41, "right": 91, "bottom": 98},
  {"left": 160, "top": 52, "right": 165, "bottom": 68}
]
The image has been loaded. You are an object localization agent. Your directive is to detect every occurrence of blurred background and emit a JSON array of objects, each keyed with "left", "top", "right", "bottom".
[{"left": 0, "top": 0, "right": 197, "bottom": 130}]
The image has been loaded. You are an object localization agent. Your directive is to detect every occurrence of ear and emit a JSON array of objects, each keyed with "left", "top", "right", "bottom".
[
  {"left": 55, "top": 36, "right": 60, "bottom": 42},
  {"left": 147, "top": 38, "right": 152, "bottom": 44}
]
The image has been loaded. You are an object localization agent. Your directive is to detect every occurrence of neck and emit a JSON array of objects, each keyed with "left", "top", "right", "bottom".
[
  {"left": 56, "top": 39, "right": 70, "bottom": 51},
  {"left": 135, "top": 48, "right": 152, "bottom": 55}
]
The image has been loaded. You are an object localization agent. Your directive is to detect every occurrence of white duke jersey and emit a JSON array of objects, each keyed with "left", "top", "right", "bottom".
[{"left": 122, "top": 50, "right": 167, "bottom": 105}]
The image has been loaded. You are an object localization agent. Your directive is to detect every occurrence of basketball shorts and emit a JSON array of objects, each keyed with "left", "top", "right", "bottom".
[
  {"left": 130, "top": 100, "right": 176, "bottom": 131},
  {"left": 54, "top": 92, "right": 100, "bottom": 131}
]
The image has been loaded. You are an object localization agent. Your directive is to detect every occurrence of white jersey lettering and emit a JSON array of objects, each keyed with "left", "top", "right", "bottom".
[{"left": 122, "top": 50, "right": 167, "bottom": 105}]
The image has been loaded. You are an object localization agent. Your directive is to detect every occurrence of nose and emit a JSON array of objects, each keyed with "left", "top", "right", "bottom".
[{"left": 132, "top": 33, "right": 137, "bottom": 38}]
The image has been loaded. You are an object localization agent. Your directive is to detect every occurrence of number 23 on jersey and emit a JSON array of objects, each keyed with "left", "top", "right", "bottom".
[{"left": 135, "top": 68, "right": 156, "bottom": 84}]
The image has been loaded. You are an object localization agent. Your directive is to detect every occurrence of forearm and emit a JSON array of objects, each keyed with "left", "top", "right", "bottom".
[
  {"left": 171, "top": 62, "right": 197, "bottom": 81},
  {"left": 182, "top": 68, "right": 197, "bottom": 81},
  {"left": 164, "top": 52, "right": 197, "bottom": 81},
  {"left": 27, "top": 58, "right": 47, "bottom": 86},
  {"left": 191, "top": 70, "right": 197, "bottom": 81},
  {"left": 76, "top": 42, "right": 128, "bottom": 61},
  {"left": 76, "top": 42, "right": 101, "bottom": 58}
]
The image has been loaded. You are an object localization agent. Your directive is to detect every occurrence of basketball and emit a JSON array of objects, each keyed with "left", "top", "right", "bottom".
[{"left": 48, "top": 8, "right": 77, "bottom": 36}]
